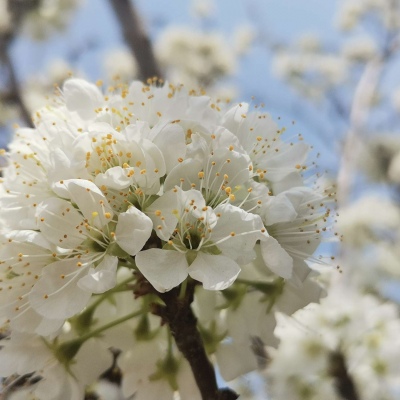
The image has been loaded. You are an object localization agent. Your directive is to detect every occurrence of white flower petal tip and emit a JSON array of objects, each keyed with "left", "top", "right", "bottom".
[
  {"left": 115, "top": 207, "right": 153, "bottom": 256},
  {"left": 135, "top": 249, "right": 188, "bottom": 292},
  {"left": 188, "top": 252, "right": 241, "bottom": 290},
  {"left": 77, "top": 255, "right": 118, "bottom": 294}
]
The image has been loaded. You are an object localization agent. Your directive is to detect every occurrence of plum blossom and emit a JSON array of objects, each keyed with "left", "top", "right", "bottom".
[
  {"left": 30, "top": 178, "right": 152, "bottom": 320},
  {"left": 136, "top": 187, "right": 268, "bottom": 292}
]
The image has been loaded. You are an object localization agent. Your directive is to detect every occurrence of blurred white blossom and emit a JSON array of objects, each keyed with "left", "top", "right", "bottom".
[
  {"left": 20, "top": 0, "right": 82, "bottom": 40},
  {"left": 342, "top": 36, "right": 377, "bottom": 62},
  {"left": 267, "top": 287, "right": 400, "bottom": 400},
  {"left": 155, "top": 26, "right": 237, "bottom": 88},
  {"left": 103, "top": 48, "right": 138, "bottom": 83}
]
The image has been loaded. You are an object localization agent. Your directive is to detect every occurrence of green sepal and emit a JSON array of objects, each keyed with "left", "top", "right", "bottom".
[
  {"left": 198, "top": 321, "right": 227, "bottom": 354},
  {"left": 149, "top": 353, "right": 179, "bottom": 391}
]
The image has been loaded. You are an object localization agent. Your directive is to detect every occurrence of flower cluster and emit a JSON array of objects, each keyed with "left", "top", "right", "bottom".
[
  {"left": 272, "top": 35, "right": 349, "bottom": 100},
  {"left": 155, "top": 27, "right": 237, "bottom": 88},
  {"left": 18, "top": 0, "right": 82, "bottom": 40},
  {"left": 0, "top": 78, "right": 334, "bottom": 398},
  {"left": 267, "top": 287, "right": 400, "bottom": 400},
  {"left": 336, "top": 0, "right": 400, "bottom": 31}
]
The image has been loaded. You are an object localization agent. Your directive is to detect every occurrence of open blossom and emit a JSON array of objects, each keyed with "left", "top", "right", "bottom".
[
  {"left": 29, "top": 178, "right": 152, "bottom": 320},
  {"left": 136, "top": 187, "right": 267, "bottom": 292}
]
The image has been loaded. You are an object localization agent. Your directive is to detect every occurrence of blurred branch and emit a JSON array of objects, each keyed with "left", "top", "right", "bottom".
[
  {"left": 337, "top": 60, "right": 382, "bottom": 206},
  {"left": 0, "top": 0, "right": 36, "bottom": 129},
  {"left": 108, "top": 0, "right": 163, "bottom": 82},
  {"left": 0, "top": 44, "right": 33, "bottom": 128},
  {"left": 337, "top": 34, "right": 400, "bottom": 205},
  {"left": 329, "top": 351, "right": 360, "bottom": 400}
]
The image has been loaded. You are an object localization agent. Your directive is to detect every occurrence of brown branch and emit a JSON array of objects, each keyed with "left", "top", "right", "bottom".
[
  {"left": 1, "top": 44, "right": 33, "bottom": 128},
  {"left": 328, "top": 351, "right": 360, "bottom": 400},
  {"left": 108, "top": 0, "right": 163, "bottom": 82},
  {"left": 157, "top": 282, "right": 238, "bottom": 400},
  {"left": 0, "top": 0, "right": 36, "bottom": 129}
]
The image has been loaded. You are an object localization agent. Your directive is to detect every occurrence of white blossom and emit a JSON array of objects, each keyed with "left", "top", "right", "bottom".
[
  {"left": 102, "top": 48, "right": 138, "bottom": 83},
  {"left": 136, "top": 187, "right": 267, "bottom": 292},
  {"left": 155, "top": 27, "right": 236, "bottom": 88}
]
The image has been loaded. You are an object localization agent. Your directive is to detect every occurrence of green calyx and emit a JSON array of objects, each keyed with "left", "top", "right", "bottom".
[
  {"left": 198, "top": 320, "right": 227, "bottom": 355},
  {"left": 54, "top": 338, "right": 83, "bottom": 366},
  {"left": 135, "top": 313, "right": 160, "bottom": 341},
  {"left": 149, "top": 352, "right": 180, "bottom": 391}
]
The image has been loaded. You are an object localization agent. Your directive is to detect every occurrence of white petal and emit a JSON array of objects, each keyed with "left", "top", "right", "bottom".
[
  {"left": 29, "top": 259, "right": 92, "bottom": 319},
  {"left": 115, "top": 207, "right": 153, "bottom": 255},
  {"left": 64, "top": 179, "right": 113, "bottom": 228},
  {"left": 95, "top": 166, "right": 133, "bottom": 190},
  {"left": 36, "top": 197, "right": 86, "bottom": 248},
  {"left": 10, "top": 307, "right": 64, "bottom": 336},
  {"left": 140, "top": 138, "right": 166, "bottom": 177},
  {"left": 263, "top": 194, "right": 298, "bottom": 225},
  {"left": 164, "top": 159, "right": 203, "bottom": 191},
  {"left": 146, "top": 189, "right": 180, "bottom": 241},
  {"left": 270, "top": 172, "right": 304, "bottom": 194},
  {"left": 73, "top": 338, "right": 114, "bottom": 384},
  {"left": 135, "top": 249, "right": 188, "bottom": 292},
  {"left": 63, "top": 78, "right": 103, "bottom": 120},
  {"left": 263, "top": 142, "right": 309, "bottom": 182},
  {"left": 77, "top": 255, "right": 118, "bottom": 294},
  {"left": 212, "top": 204, "right": 267, "bottom": 262},
  {"left": 188, "top": 252, "right": 240, "bottom": 290},
  {"left": 151, "top": 123, "right": 186, "bottom": 173},
  {"left": 260, "top": 236, "right": 293, "bottom": 278},
  {"left": 215, "top": 342, "right": 258, "bottom": 381}
]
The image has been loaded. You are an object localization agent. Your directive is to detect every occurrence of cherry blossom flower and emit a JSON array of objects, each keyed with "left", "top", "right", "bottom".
[{"left": 136, "top": 187, "right": 268, "bottom": 292}]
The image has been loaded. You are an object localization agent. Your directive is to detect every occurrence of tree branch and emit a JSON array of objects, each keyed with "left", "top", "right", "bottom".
[
  {"left": 0, "top": 0, "right": 35, "bottom": 129},
  {"left": 329, "top": 351, "right": 360, "bottom": 400},
  {"left": 0, "top": 44, "right": 33, "bottom": 128},
  {"left": 157, "top": 282, "right": 238, "bottom": 400},
  {"left": 108, "top": 0, "right": 163, "bottom": 82}
]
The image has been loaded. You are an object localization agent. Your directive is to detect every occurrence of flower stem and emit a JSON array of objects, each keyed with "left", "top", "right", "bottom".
[{"left": 79, "top": 308, "right": 144, "bottom": 343}]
